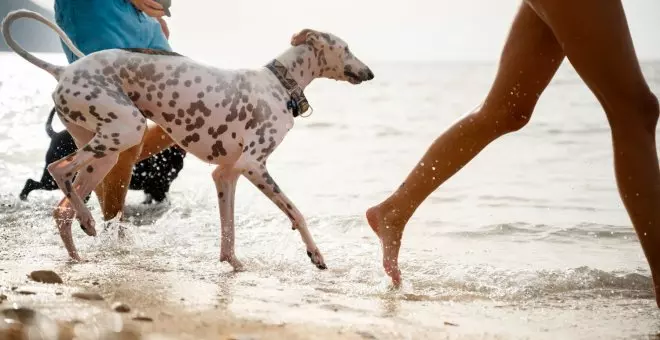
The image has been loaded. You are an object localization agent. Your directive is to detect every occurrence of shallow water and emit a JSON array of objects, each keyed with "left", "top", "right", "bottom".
[{"left": 1, "top": 52, "right": 660, "bottom": 339}]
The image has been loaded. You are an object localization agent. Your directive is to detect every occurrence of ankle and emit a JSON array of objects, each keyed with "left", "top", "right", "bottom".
[{"left": 379, "top": 195, "right": 415, "bottom": 225}]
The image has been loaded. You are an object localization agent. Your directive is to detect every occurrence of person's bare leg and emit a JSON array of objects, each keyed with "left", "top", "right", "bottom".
[
  {"left": 366, "top": 3, "right": 565, "bottom": 285},
  {"left": 526, "top": 0, "right": 660, "bottom": 307},
  {"left": 95, "top": 124, "right": 174, "bottom": 219},
  {"left": 136, "top": 123, "right": 175, "bottom": 163},
  {"left": 95, "top": 140, "right": 144, "bottom": 221}
]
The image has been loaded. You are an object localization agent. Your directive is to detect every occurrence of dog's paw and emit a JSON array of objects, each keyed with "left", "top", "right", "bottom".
[
  {"left": 306, "top": 249, "right": 327, "bottom": 270},
  {"left": 220, "top": 254, "right": 245, "bottom": 272},
  {"left": 77, "top": 212, "right": 96, "bottom": 237}
]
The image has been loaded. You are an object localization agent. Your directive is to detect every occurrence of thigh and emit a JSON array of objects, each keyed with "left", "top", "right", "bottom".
[
  {"left": 525, "top": 0, "right": 657, "bottom": 122},
  {"left": 482, "top": 2, "right": 565, "bottom": 114}
]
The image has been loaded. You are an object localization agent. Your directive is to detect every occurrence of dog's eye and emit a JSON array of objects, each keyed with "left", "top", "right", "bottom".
[{"left": 344, "top": 47, "right": 350, "bottom": 54}]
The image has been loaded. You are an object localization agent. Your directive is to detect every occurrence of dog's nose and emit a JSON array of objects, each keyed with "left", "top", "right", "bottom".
[{"left": 365, "top": 69, "right": 374, "bottom": 80}]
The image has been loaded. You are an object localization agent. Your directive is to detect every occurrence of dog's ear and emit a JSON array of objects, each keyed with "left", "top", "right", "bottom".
[{"left": 291, "top": 29, "right": 319, "bottom": 46}]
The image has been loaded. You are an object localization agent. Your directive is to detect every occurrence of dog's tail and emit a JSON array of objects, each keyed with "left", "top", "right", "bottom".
[
  {"left": 45, "top": 107, "right": 57, "bottom": 138},
  {"left": 1, "top": 10, "right": 84, "bottom": 80}
]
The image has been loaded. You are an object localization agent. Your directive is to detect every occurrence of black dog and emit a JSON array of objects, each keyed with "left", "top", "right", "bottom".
[{"left": 20, "top": 107, "right": 187, "bottom": 204}]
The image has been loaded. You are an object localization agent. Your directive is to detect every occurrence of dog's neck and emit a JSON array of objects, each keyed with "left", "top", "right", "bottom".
[
  {"left": 266, "top": 45, "right": 322, "bottom": 117},
  {"left": 273, "top": 45, "right": 323, "bottom": 89}
]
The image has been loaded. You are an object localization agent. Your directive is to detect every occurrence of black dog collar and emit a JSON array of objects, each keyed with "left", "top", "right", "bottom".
[{"left": 265, "top": 59, "right": 309, "bottom": 117}]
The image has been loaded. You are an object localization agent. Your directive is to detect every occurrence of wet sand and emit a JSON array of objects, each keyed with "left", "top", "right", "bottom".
[
  {"left": 0, "top": 268, "right": 388, "bottom": 340},
  {"left": 0, "top": 263, "right": 462, "bottom": 340}
]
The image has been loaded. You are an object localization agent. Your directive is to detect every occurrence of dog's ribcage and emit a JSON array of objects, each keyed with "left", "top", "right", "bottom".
[{"left": 53, "top": 49, "right": 294, "bottom": 166}]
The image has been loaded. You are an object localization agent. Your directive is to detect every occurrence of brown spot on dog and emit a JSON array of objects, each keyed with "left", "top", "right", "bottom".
[
  {"left": 211, "top": 140, "right": 227, "bottom": 157},
  {"left": 128, "top": 92, "right": 141, "bottom": 102},
  {"left": 185, "top": 116, "right": 205, "bottom": 131},
  {"left": 208, "top": 124, "right": 228, "bottom": 138},
  {"left": 186, "top": 100, "right": 212, "bottom": 117},
  {"left": 162, "top": 112, "right": 175, "bottom": 122}
]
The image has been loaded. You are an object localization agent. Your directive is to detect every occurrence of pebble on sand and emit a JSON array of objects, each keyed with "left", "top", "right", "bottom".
[
  {"left": 112, "top": 302, "right": 131, "bottom": 313},
  {"left": 72, "top": 292, "right": 104, "bottom": 301},
  {"left": 29, "top": 270, "right": 63, "bottom": 284},
  {"left": 132, "top": 313, "right": 153, "bottom": 322},
  {"left": 356, "top": 331, "right": 377, "bottom": 339}
]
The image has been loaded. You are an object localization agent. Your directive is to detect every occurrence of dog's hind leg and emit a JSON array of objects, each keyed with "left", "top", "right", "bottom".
[
  {"left": 48, "top": 103, "right": 147, "bottom": 243},
  {"left": 242, "top": 162, "right": 327, "bottom": 270},
  {"left": 212, "top": 164, "right": 244, "bottom": 271},
  {"left": 51, "top": 125, "right": 94, "bottom": 260}
]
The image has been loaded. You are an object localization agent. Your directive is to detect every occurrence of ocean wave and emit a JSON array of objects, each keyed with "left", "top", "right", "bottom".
[
  {"left": 392, "top": 266, "right": 654, "bottom": 302},
  {"left": 442, "top": 222, "right": 638, "bottom": 242}
]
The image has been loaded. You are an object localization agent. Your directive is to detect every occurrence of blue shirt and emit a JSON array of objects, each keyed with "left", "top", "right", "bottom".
[{"left": 54, "top": 0, "right": 171, "bottom": 63}]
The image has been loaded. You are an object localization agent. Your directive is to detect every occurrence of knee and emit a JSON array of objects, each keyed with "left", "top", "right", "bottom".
[
  {"left": 608, "top": 91, "right": 659, "bottom": 136},
  {"left": 477, "top": 100, "right": 535, "bottom": 134}
]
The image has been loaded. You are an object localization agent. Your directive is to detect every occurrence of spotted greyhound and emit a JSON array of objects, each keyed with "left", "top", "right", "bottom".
[{"left": 2, "top": 10, "right": 374, "bottom": 269}]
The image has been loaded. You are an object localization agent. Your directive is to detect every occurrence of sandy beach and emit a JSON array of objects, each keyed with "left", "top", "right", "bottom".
[{"left": 0, "top": 265, "right": 456, "bottom": 340}]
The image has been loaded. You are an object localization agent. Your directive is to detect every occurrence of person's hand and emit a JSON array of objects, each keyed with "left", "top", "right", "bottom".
[
  {"left": 130, "top": 0, "right": 165, "bottom": 17},
  {"left": 157, "top": 17, "right": 170, "bottom": 39}
]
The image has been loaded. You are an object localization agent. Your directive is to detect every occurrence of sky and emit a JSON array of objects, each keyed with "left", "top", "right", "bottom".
[{"left": 31, "top": 0, "right": 660, "bottom": 65}]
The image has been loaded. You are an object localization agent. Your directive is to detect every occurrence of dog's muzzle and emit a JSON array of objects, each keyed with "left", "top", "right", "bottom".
[{"left": 344, "top": 66, "right": 375, "bottom": 83}]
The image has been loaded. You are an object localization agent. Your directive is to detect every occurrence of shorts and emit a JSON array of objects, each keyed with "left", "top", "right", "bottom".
[{"left": 54, "top": 0, "right": 171, "bottom": 64}]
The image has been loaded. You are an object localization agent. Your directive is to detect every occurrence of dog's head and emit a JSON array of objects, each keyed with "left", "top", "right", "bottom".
[{"left": 291, "top": 29, "right": 374, "bottom": 84}]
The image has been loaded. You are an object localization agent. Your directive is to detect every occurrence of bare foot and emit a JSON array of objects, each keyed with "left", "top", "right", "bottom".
[{"left": 366, "top": 202, "right": 408, "bottom": 287}]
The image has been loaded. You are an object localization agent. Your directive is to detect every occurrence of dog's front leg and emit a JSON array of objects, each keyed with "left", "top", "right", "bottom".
[
  {"left": 212, "top": 165, "right": 244, "bottom": 271},
  {"left": 242, "top": 163, "right": 327, "bottom": 270}
]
